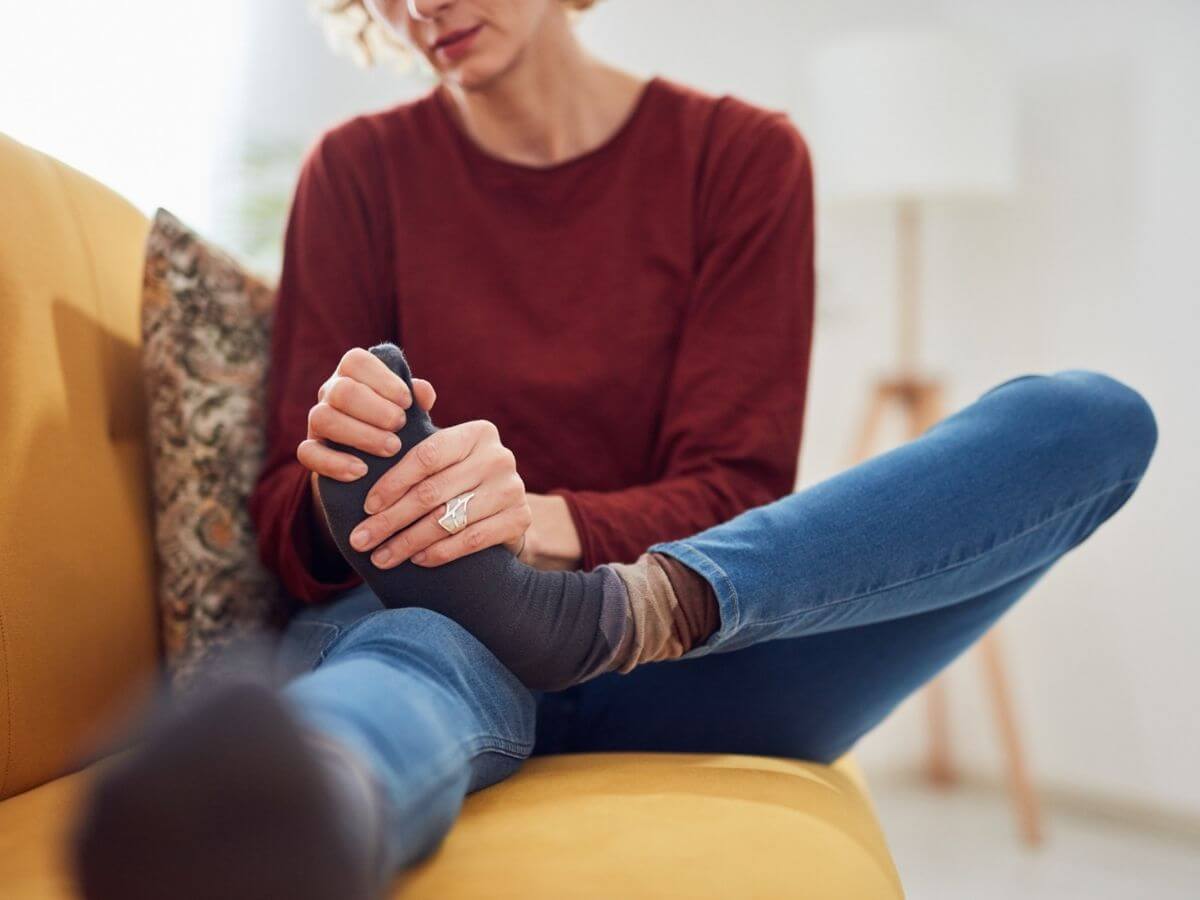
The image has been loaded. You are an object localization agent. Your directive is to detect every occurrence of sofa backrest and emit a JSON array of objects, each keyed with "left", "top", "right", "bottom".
[{"left": 0, "top": 133, "right": 160, "bottom": 799}]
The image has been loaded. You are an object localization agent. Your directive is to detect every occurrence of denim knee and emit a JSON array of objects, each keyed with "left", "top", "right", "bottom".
[
  {"left": 984, "top": 369, "right": 1158, "bottom": 485},
  {"left": 1046, "top": 369, "right": 1158, "bottom": 482}
]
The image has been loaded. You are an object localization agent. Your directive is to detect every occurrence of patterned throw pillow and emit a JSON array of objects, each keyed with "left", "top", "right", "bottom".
[{"left": 141, "top": 208, "right": 290, "bottom": 692}]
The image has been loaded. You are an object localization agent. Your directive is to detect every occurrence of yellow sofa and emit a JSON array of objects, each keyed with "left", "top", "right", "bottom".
[{"left": 0, "top": 131, "right": 904, "bottom": 899}]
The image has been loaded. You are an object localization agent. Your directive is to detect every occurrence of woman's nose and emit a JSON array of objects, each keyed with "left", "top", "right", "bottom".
[{"left": 407, "top": 0, "right": 454, "bottom": 22}]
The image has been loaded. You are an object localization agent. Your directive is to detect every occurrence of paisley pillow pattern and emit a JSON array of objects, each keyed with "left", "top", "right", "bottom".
[{"left": 141, "top": 208, "right": 290, "bottom": 691}]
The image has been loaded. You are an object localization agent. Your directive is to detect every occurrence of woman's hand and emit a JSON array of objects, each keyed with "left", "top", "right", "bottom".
[
  {"left": 346, "top": 419, "right": 533, "bottom": 569},
  {"left": 297, "top": 346, "right": 437, "bottom": 481}
]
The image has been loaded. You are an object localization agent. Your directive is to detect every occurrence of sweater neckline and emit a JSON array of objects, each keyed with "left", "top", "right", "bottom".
[{"left": 432, "top": 75, "right": 661, "bottom": 177}]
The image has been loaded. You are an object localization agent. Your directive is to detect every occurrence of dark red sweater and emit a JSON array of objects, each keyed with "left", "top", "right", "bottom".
[{"left": 248, "top": 75, "right": 815, "bottom": 605}]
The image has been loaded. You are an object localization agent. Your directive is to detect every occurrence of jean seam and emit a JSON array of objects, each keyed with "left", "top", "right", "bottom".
[
  {"left": 312, "top": 624, "right": 344, "bottom": 666},
  {"left": 312, "top": 607, "right": 398, "bottom": 664},
  {"left": 654, "top": 540, "right": 742, "bottom": 632},
  {"left": 314, "top": 633, "right": 343, "bottom": 672},
  {"left": 463, "top": 734, "right": 533, "bottom": 761},
  {"left": 746, "top": 475, "right": 1142, "bottom": 630}
]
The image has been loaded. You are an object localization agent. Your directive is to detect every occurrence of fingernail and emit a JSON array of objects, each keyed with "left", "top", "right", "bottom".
[
  {"left": 372, "top": 548, "right": 392, "bottom": 567},
  {"left": 351, "top": 528, "right": 370, "bottom": 549},
  {"left": 348, "top": 462, "right": 367, "bottom": 479},
  {"left": 363, "top": 495, "right": 381, "bottom": 514},
  {"left": 384, "top": 435, "right": 401, "bottom": 455},
  {"left": 412, "top": 551, "right": 427, "bottom": 564}
]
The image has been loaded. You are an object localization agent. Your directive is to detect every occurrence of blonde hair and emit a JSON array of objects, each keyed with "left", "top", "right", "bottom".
[{"left": 310, "top": 0, "right": 601, "bottom": 72}]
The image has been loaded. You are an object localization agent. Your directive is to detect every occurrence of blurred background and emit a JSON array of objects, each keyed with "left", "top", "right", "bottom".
[{"left": 4, "top": 1, "right": 1198, "bottom": 895}]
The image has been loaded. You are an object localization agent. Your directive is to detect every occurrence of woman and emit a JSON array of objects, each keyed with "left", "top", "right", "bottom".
[{"left": 71, "top": 2, "right": 1158, "bottom": 899}]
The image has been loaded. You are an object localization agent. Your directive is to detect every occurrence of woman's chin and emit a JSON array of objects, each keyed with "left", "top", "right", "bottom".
[
  {"left": 442, "top": 68, "right": 486, "bottom": 89},
  {"left": 434, "top": 50, "right": 517, "bottom": 91}
]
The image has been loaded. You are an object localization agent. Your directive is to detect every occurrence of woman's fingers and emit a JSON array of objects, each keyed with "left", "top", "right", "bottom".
[
  {"left": 327, "top": 410, "right": 529, "bottom": 570},
  {"left": 362, "top": 423, "right": 479, "bottom": 515},
  {"left": 321, "top": 375, "right": 407, "bottom": 432},
  {"left": 337, "top": 346, "right": 412, "bottom": 408},
  {"left": 412, "top": 378, "right": 437, "bottom": 411},
  {"left": 297, "top": 348, "right": 441, "bottom": 486},
  {"left": 362, "top": 482, "right": 510, "bottom": 568},
  {"left": 413, "top": 504, "right": 533, "bottom": 568},
  {"left": 296, "top": 439, "right": 369, "bottom": 482},
  {"left": 308, "top": 403, "right": 402, "bottom": 459},
  {"left": 349, "top": 446, "right": 516, "bottom": 555}
]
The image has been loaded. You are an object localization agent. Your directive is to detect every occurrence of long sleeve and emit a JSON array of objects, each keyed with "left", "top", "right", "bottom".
[
  {"left": 550, "top": 106, "right": 816, "bottom": 569},
  {"left": 248, "top": 118, "right": 395, "bottom": 604}
]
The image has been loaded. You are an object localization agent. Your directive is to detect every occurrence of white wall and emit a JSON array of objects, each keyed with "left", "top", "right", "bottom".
[
  {"left": 226, "top": 0, "right": 421, "bottom": 146},
  {"left": 0, "top": 1, "right": 242, "bottom": 230},
  {"left": 576, "top": 0, "right": 1200, "bottom": 816}
]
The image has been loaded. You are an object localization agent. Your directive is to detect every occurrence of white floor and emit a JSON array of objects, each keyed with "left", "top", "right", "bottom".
[{"left": 868, "top": 776, "right": 1200, "bottom": 899}]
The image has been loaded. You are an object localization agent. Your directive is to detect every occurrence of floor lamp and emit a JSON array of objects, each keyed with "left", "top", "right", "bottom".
[{"left": 812, "top": 31, "right": 1043, "bottom": 846}]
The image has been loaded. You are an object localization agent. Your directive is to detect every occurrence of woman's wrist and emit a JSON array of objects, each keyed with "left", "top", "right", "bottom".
[{"left": 521, "top": 493, "right": 582, "bottom": 570}]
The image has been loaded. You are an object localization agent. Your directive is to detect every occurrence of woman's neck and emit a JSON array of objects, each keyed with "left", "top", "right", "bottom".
[{"left": 437, "top": 27, "right": 646, "bottom": 169}]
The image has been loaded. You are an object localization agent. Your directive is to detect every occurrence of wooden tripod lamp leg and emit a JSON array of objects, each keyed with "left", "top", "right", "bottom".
[
  {"left": 850, "top": 382, "right": 894, "bottom": 465},
  {"left": 925, "top": 678, "right": 957, "bottom": 786},
  {"left": 980, "top": 631, "right": 1044, "bottom": 846},
  {"left": 907, "top": 380, "right": 958, "bottom": 787}
]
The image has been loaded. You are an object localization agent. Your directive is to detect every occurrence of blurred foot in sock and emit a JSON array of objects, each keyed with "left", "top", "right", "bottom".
[{"left": 71, "top": 682, "right": 385, "bottom": 900}]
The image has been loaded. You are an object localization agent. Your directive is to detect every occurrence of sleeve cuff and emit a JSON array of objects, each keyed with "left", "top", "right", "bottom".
[{"left": 546, "top": 486, "right": 602, "bottom": 572}]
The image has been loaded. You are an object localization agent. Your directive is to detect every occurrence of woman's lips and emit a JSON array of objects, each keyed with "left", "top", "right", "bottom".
[{"left": 434, "top": 24, "right": 483, "bottom": 60}]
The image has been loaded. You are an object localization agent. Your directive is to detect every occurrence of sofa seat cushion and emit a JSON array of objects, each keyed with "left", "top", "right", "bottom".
[{"left": 0, "top": 751, "right": 901, "bottom": 899}]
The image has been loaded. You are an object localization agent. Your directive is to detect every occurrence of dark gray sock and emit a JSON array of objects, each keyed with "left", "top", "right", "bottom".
[
  {"left": 316, "top": 342, "right": 628, "bottom": 692},
  {"left": 71, "top": 682, "right": 377, "bottom": 900}
]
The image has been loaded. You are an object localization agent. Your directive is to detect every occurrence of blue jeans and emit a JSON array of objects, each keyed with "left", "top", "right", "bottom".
[{"left": 275, "top": 370, "right": 1157, "bottom": 878}]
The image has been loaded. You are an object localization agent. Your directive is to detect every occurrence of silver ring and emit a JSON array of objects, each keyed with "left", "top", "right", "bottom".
[{"left": 437, "top": 491, "right": 477, "bottom": 535}]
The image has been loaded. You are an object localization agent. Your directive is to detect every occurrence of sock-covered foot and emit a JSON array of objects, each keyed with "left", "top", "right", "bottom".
[
  {"left": 71, "top": 682, "right": 384, "bottom": 900},
  {"left": 316, "top": 343, "right": 719, "bottom": 691}
]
